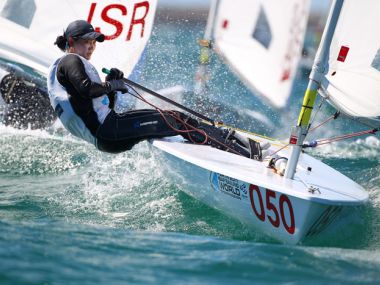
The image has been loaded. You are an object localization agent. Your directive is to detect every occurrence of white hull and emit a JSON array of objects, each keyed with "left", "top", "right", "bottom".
[{"left": 151, "top": 133, "right": 368, "bottom": 244}]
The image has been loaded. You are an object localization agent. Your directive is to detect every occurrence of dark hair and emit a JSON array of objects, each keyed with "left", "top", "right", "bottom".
[{"left": 54, "top": 34, "right": 68, "bottom": 52}]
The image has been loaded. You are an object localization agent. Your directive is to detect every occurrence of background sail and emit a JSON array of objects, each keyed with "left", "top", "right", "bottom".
[
  {"left": 213, "top": 0, "right": 310, "bottom": 108},
  {"left": 0, "top": 0, "right": 157, "bottom": 78},
  {"left": 0, "top": 17, "right": 58, "bottom": 75},
  {"left": 319, "top": 0, "right": 380, "bottom": 125}
]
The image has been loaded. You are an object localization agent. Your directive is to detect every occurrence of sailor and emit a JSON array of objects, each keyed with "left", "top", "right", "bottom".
[{"left": 47, "top": 19, "right": 256, "bottom": 157}]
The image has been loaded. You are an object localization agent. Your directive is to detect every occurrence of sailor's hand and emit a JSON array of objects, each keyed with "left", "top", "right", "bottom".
[
  {"left": 106, "top": 68, "right": 124, "bottom": 81},
  {"left": 106, "top": 79, "right": 128, "bottom": 94}
]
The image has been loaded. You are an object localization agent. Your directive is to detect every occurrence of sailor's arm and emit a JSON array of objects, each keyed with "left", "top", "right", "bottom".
[{"left": 58, "top": 55, "right": 126, "bottom": 98}]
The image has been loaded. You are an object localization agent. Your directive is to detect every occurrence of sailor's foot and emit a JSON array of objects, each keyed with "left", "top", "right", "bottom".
[
  {"left": 174, "top": 113, "right": 264, "bottom": 160},
  {"left": 180, "top": 122, "right": 261, "bottom": 159},
  {"left": 221, "top": 128, "right": 263, "bottom": 160}
]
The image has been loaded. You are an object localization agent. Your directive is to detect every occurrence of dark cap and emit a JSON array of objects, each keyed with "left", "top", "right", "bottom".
[{"left": 65, "top": 20, "right": 105, "bottom": 42}]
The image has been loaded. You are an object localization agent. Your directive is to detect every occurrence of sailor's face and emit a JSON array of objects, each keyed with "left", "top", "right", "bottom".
[{"left": 73, "top": 39, "right": 96, "bottom": 60}]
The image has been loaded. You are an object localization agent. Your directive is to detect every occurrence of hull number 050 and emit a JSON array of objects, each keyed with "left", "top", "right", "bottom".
[{"left": 249, "top": 185, "right": 295, "bottom": 234}]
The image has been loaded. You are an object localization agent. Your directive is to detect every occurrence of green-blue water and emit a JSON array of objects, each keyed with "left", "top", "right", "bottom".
[{"left": 1, "top": 18, "right": 380, "bottom": 284}]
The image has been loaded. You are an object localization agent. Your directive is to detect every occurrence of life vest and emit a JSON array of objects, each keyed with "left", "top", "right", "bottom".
[{"left": 47, "top": 54, "right": 110, "bottom": 146}]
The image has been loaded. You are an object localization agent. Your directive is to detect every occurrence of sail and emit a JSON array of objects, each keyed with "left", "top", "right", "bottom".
[
  {"left": 212, "top": 0, "right": 310, "bottom": 108},
  {"left": 0, "top": 0, "right": 157, "bottom": 78},
  {"left": 0, "top": 17, "right": 58, "bottom": 75},
  {"left": 319, "top": 0, "right": 380, "bottom": 124}
]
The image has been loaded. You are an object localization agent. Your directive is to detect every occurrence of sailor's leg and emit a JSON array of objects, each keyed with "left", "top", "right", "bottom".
[
  {"left": 193, "top": 123, "right": 252, "bottom": 158},
  {"left": 95, "top": 109, "right": 262, "bottom": 158},
  {"left": 96, "top": 109, "right": 182, "bottom": 153},
  {"left": 182, "top": 122, "right": 262, "bottom": 160}
]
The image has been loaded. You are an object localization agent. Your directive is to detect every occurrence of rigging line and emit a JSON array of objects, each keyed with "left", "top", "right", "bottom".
[
  {"left": 124, "top": 75, "right": 215, "bottom": 124},
  {"left": 267, "top": 143, "right": 290, "bottom": 158},
  {"left": 308, "top": 96, "right": 326, "bottom": 132},
  {"left": 127, "top": 84, "right": 249, "bottom": 155},
  {"left": 303, "top": 128, "right": 378, "bottom": 148},
  {"left": 102, "top": 68, "right": 216, "bottom": 124},
  {"left": 126, "top": 86, "right": 204, "bottom": 138},
  {"left": 308, "top": 111, "right": 340, "bottom": 133},
  {"left": 215, "top": 123, "right": 274, "bottom": 142},
  {"left": 159, "top": 110, "right": 208, "bottom": 145},
  {"left": 317, "top": 129, "right": 377, "bottom": 143},
  {"left": 124, "top": 85, "right": 244, "bottom": 156},
  {"left": 316, "top": 129, "right": 378, "bottom": 145},
  {"left": 130, "top": 86, "right": 206, "bottom": 139}
]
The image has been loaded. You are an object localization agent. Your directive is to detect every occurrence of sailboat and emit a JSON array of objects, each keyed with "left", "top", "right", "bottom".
[
  {"left": 151, "top": 0, "right": 374, "bottom": 244},
  {"left": 195, "top": 0, "right": 310, "bottom": 108}
]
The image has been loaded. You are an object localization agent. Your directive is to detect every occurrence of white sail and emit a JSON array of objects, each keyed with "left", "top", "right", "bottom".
[
  {"left": 212, "top": 0, "right": 310, "bottom": 108},
  {"left": 319, "top": 0, "right": 380, "bottom": 123},
  {"left": 0, "top": 17, "right": 58, "bottom": 75},
  {"left": 0, "top": 0, "right": 157, "bottom": 78}
]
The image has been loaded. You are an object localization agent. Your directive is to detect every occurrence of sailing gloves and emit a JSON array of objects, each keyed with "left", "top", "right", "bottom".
[
  {"left": 105, "top": 68, "right": 126, "bottom": 109},
  {"left": 106, "top": 68, "right": 124, "bottom": 81},
  {"left": 105, "top": 67, "right": 127, "bottom": 94},
  {"left": 106, "top": 79, "right": 128, "bottom": 94}
]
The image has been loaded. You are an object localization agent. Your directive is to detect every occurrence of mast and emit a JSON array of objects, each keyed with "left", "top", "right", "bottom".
[
  {"left": 194, "top": 0, "right": 219, "bottom": 95},
  {"left": 284, "top": 0, "right": 345, "bottom": 179},
  {"left": 204, "top": 0, "right": 219, "bottom": 40}
]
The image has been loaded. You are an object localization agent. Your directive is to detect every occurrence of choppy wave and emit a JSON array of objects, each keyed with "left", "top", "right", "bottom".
[
  {"left": 0, "top": 220, "right": 379, "bottom": 285},
  {"left": 309, "top": 136, "right": 380, "bottom": 159},
  {"left": 0, "top": 125, "right": 92, "bottom": 175},
  {"left": 0, "top": 125, "right": 264, "bottom": 244}
]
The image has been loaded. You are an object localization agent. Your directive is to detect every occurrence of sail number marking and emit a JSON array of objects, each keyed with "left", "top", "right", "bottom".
[
  {"left": 87, "top": 1, "right": 151, "bottom": 41},
  {"left": 249, "top": 185, "right": 295, "bottom": 234}
]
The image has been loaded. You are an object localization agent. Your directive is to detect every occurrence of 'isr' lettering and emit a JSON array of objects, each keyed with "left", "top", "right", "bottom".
[{"left": 87, "top": 1, "right": 150, "bottom": 41}]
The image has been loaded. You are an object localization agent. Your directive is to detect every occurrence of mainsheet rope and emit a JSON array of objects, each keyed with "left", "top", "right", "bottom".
[{"left": 124, "top": 84, "right": 244, "bottom": 156}]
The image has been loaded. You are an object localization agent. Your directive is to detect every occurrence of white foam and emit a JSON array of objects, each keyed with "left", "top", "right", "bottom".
[
  {"left": 306, "top": 246, "right": 380, "bottom": 264},
  {"left": 308, "top": 135, "right": 380, "bottom": 159},
  {"left": 0, "top": 122, "right": 85, "bottom": 145},
  {"left": 49, "top": 142, "right": 181, "bottom": 231}
]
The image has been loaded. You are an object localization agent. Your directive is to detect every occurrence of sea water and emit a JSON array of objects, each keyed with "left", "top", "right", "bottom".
[{"left": 1, "top": 20, "right": 380, "bottom": 285}]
